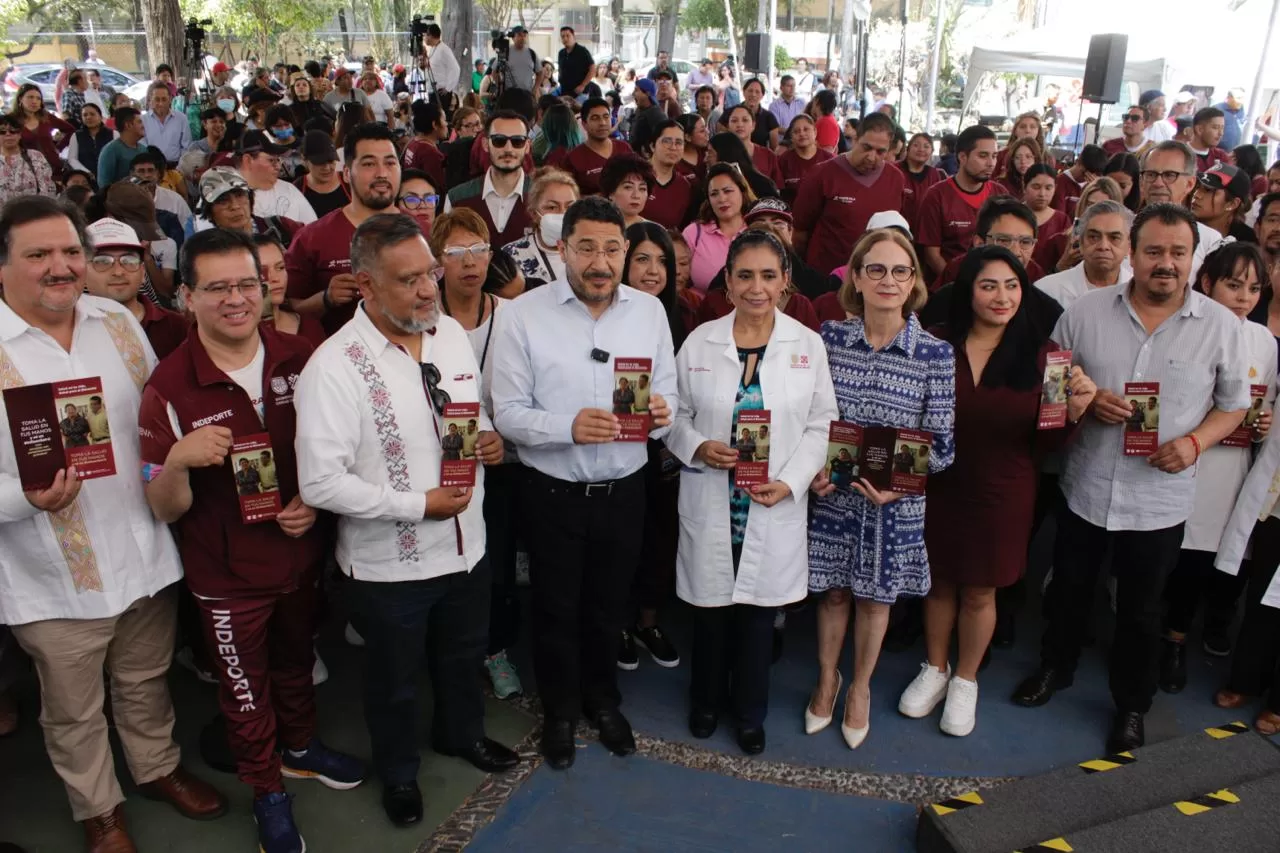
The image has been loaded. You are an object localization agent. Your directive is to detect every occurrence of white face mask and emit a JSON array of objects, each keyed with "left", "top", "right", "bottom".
[{"left": 539, "top": 212, "right": 564, "bottom": 246}]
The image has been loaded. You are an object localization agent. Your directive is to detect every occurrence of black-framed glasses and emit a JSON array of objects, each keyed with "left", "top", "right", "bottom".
[
  {"left": 397, "top": 193, "right": 439, "bottom": 210},
  {"left": 489, "top": 134, "right": 528, "bottom": 149},
  {"left": 420, "top": 362, "right": 451, "bottom": 417},
  {"left": 1141, "top": 169, "right": 1190, "bottom": 184}
]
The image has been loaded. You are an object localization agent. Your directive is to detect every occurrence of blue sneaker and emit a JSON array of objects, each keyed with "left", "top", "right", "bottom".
[
  {"left": 280, "top": 738, "right": 366, "bottom": 790},
  {"left": 253, "top": 791, "right": 305, "bottom": 853}
]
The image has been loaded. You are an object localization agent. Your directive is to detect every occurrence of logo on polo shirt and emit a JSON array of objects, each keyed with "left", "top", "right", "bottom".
[
  {"left": 790, "top": 354, "right": 810, "bottom": 368},
  {"left": 947, "top": 219, "right": 972, "bottom": 229},
  {"left": 833, "top": 195, "right": 855, "bottom": 204},
  {"left": 271, "top": 376, "right": 288, "bottom": 395}
]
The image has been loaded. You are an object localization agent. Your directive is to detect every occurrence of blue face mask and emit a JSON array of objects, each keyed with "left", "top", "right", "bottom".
[
  {"left": 217, "top": 99, "right": 235, "bottom": 113},
  {"left": 271, "top": 127, "right": 294, "bottom": 141}
]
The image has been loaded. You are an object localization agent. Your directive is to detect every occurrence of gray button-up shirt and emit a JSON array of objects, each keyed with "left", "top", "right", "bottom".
[{"left": 1053, "top": 282, "right": 1248, "bottom": 531}]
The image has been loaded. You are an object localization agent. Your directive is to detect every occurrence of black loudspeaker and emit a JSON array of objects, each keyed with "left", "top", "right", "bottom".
[
  {"left": 1082, "top": 33, "right": 1127, "bottom": 104},
  {"left": 743, "top": 32, "right": 771, "bottom": 73}
]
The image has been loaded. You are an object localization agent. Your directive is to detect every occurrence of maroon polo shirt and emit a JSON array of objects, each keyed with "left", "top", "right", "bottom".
[
  {"left": 751, "top": 144, "right": 785, "bottom": 191},
  {"left": 1053, "top": 171, "right": 1087, "bottom": 216},
  {"left": 402, "top": 138, "right": 447, "bottom": 195},
  {"left": 138, "top": 325, "right": 324, "bottom": 599},
  {"left": 895, "top": 162, "right": 947, "bottom": 228},
  {"left": 937, "top": 252, "right": 1045, "bottom": 291},
  {"left": 1193, "top": 146, "right": 1230, "bottom": 173},
  {"left": 643, "top": 171, "right": 696, "bottom": 229},
  {"left": 556, "top": 140, "right": 634, "bottom": 196},
  {"left": 793, "top": 154, "right": 908, "bottom": 277},
  {"left": 916, "top": 177, "right": 1008, "bottom": 265},
  {"left": 778, "top": 148, "right": 834, "bottom": 205},
  {"left": 285, "top": 207, "right": 357, "bottom": 337},
  {"left": 140, "top": 298, "right": 190, "bottom": 360}
]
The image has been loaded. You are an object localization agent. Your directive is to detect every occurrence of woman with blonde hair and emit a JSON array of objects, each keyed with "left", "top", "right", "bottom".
[
  {"left": 804, "top": 228, "right": 956, "bottom": 749},
  {"left": 500, "top": 166, "right": 579, "bottom": 289},
  {"left": 682, "top": 162, "right": 757, "bottom": 292}
]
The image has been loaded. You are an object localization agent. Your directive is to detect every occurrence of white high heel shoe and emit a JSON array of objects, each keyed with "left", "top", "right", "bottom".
[
  {"left": 804, "top": 671, "right": 842, "bottom": 735},
  {"left": 841, "top": 687, "right": 870, "bottom": 749}
]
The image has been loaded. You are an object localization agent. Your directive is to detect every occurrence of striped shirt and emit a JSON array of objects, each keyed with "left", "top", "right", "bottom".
[{"left": 1052, "top": 281, "right": 1249, "bottom": 531}]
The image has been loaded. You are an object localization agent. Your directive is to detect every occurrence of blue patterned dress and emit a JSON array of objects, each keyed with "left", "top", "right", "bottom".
[
  {"left": 729, "top": 345, "right": 766, "bottom": 547},
  {"left": 808, "top": 315, "right": 956, "bottom": 603}
]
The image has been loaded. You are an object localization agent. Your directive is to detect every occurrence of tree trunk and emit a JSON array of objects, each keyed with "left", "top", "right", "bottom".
[
  {"left": 611, "top": 0, "right": 624, "bottom": 58},
  {"left": 656, "top": 6, "right": 677, "bottom": 56},
  {"left": 139, "top": 0, "right": 183, "bottom": 77},
  {"left": 132, "top": 0, "right": 149, "bottom": 74},
  {"left": 722, "top": 0, "right": 738, "bottom": 63},
  {"left": 838, "top": 0, "right": 857, "bottom": 78},
  {"left": 442, "top": 0, "right": 475, "bottom": 97},
  {"left": 338, "top": 8, "right": 352, "bottom": 57}
]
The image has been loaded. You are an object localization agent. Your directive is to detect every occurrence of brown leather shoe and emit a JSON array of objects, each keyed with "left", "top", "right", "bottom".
[
  {"left": 82, "top": 805, "right": 136, "bottom": 853},
  {"left": 137, "top": 767, "right": 227, "bottom": 820}
]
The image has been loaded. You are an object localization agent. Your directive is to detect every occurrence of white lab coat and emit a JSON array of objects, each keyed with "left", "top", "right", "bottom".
[
  {"left": 1217, "top": 389, "right": 1280, "bottom": 609},
  {"left": 665, "top": 310, "right": 838, "bottom": 608}
]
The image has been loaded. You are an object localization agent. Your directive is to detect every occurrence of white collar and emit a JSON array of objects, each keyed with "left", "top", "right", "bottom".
[{"left": 482, "top": 170, "right": 523, "bottom": 202}]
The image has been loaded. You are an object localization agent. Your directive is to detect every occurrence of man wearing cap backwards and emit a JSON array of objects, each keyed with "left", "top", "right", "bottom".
[
  {"left": 286, "top": 122, "right": 401, "bottom": 336},
  {"left": 140, "top": 227, "right": 366, "bottom": 853},
  {"left": 322, "top": 68, "right": 370, "bottom": 113},
  {"left": 629, "top": 79, "right": 666, "bottom": 156},
  {"left": 84, "top": 217, "right": 188, "bottom": 359},
  {"left": 792, "top": 111, "right": 906, "bottom": 277},
  {"left": 1188, "top": 107, "right": 1231, "bottom": 173},
  {"left": 1140, "top": 90, "right": 1175, "bottom": 143},
  {"left": 0, "top": 195, "right": 228, "bottom": 853},
  {"left": 1192, "top": 162, "right": 1256, "bottom": 242},
  {"left": 96, "top": 106, "right": 147, "bottom": 187},
  {"left": 505, "top": 26, "right": 538, "bottom": 93},
  {"left": 196, "top": 167, "right": 305, "bottom": 250},
  {"left": 236, "top": 129, "right": 317, "bottom": 225},
  {"left": 209, "top": 61, "right": 232, "bottom": 90},
  {"left": 1214, "top": 87, "right": 1248, "bottom": 151},
  {"left": 293, "top": 131, "right": 349, "bottom": 218}
]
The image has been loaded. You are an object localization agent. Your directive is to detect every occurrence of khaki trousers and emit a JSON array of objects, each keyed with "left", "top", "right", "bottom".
[{"left": 11, "top": 584, "right": 181, "bottom": 821}]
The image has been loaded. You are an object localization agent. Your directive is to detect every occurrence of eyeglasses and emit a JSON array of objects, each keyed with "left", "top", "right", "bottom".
[
  {"left": 442, "top": 243, "right": 491, "bottom": 261},
  {"left": 194, "top": 280, "right": 263, "bottom": 299},
  {"left": 420, "top": 362, "right": 451, "bottom": 417},
  {"left": 489, "top": 134, "right": 528, "bottom": 149},
  {"left": 985, "top": 233, "right": 1038, "bottom": 251},
  {"left": 460, "top": 121, "right": 484, "bottom": 133},
  {"left": 658, "top": 137, "right": 686, "bottom": 148},
  {"left": 1123, "top": 114, "right": 1144, "bottom": 122},
  {"left": 567, "top": 242, "right": 625, "bottom": 261},
  {"left": 90, "top": 253, "right": 143, "bottom": 271},
  {"left": 1140, "top": 169, "right": 1191, "bottom": 184},
  {"left": 397, "top": 193, "right": 439, "bottom": 210},
  {"left": 860, "top": 263, "right": 915, "bottom": 282},
  {"left": 0, "top": 127, "right": 18, "bottom": 136}
]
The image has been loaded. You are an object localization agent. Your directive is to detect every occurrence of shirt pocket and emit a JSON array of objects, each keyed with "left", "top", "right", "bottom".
[{"left": 1163, "top": 357, "right": 1210, "bottom": 408}]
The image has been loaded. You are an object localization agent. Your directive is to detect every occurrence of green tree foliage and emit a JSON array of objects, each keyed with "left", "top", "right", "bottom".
[{"left": 680, "top": 0, "right": 756, "bottom": 50}]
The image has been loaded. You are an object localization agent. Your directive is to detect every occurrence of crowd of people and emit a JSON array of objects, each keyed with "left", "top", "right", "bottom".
[{"left": 0, "top": 32, "right": 1279, "bottom": 853}]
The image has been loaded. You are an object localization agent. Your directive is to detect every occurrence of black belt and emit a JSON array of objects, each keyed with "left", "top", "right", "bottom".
[{"left": 527, "top": 466, "right": 644, "bottom": 498}]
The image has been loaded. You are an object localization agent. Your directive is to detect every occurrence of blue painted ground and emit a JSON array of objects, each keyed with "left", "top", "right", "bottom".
[{"left": 467, "top": 743, "right": 918, "bottom": 853}]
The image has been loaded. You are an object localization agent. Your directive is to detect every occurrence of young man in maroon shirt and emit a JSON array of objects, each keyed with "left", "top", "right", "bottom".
[
  {"left": 1103, "top": 105, "right": 1153, "bottom": 158},
  {"left": 83, "top": 217, "right": 189, "bottom": 359},
  {"left": 548, "top": 97, "right": 632, "bottom": 195},
  {"left": 1053, "top": 144, "right": 1108, "bottom": 218},
  {"left": 792, "top": 111, "right": 906, "bottom": 277},
  {"left": 915, "top": 124, "right": 1007, "bottom": 281},
  {"left": 642, "top": 119, "right": 696, "bottom": 229},
  {"left": 1188, "top": 107, "right": 1231, "bottom": 172},
  {"left": 140, "top": 229, "right": 365, "bottom": 853},
  {"left": 286, "top": 123, "right": 401, "bottom": 337}
]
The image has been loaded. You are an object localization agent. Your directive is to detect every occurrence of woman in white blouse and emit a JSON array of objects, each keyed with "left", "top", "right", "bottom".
[{"left": 666, "top": 229, "right": 837, "bottom": 755}]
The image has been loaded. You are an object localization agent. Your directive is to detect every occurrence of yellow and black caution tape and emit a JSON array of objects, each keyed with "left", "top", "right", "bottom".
[
  {"left": 1015, "top": 838, "right": 1073, "bottom": 852},
  {"left": 1204, "top": 722, "right": 1249, "bottom": 739},
  {"left": 1173, "top": 788, "right": 1239, "bottom": 816},
  {"left": 929, "top": 790, "right": 983, "bottom": 816},
  {"left": 1078, "top": 751, "right": 1136, "bottom": 774}
]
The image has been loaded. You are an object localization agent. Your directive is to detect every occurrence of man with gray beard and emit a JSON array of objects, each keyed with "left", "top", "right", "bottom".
[{"left": 295, "top": 213, "right": 520, "bottom": 829}]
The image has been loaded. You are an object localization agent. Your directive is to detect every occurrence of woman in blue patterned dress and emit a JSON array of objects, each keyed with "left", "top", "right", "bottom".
[{"left": 803, "top": 228, "right": 956, "bottom": 749}]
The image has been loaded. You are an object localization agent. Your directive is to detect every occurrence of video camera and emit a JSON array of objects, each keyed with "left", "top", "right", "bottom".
[
  {"left": 184, "top": 18, "right": 212, "bottom": 59},
  {"left": 491, "top": 29, "right": 514, "bottom": 61},
  {"left": 409, "top": 14, "right": 434, "bottom": 58}
]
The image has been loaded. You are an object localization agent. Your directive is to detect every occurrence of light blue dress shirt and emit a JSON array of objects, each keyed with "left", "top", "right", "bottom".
[
  {"left": 140, "top": 110, "right": 192, "bottom": 163},
  {"left": 491, "top": 278, "right": 678, "bottom": 483}
]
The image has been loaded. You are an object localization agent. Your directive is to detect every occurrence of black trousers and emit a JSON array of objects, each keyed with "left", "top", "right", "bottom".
[
  {"left": 346, "top": 559, "right": 491, "bottom": 786},
  {"left": 1228, "top": 516, "right": 1280, "bottom": 710},
  {"left": 633, "top": 462, "right": 679, "bottom": 614},
  {"left": 1164, "top": 547, "right": 1246, "bottom": 636},
  {"left": 524, "top": 467, "right": 646, "bottom": 721},
  {"left": 484, "top": 463, "right": 524, "bottom": 654},
  {"left": 1040, "top": 507, "right": 1184, "bottom": 713},
  {"left": 689, "top": 545, "right": 774, "bottom": 727}
]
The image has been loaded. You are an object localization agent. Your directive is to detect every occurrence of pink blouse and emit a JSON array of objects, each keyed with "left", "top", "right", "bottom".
[{"left": 681, "top": 219, "right": 738, "bottom": 293}]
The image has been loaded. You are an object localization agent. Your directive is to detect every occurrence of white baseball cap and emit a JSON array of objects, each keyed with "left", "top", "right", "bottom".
[
  {"left": 86, "top": 217, "right": 143, "bottom": 251},
  {"left": 866, "top": 210, "right": 912, "bottom": 239},
  {"left": 1173, "top": 91, "right": 1197, "bottom": 104}
]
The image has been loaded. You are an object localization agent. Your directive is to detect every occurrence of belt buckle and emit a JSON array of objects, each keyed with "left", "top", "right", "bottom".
[{"left": 584, "top": 481, "right": 613, "bottom": 497}]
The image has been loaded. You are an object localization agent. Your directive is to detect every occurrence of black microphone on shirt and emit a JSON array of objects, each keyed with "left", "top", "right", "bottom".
[{"left": 590, "top": 348, "right": 610, "bottom": 363}]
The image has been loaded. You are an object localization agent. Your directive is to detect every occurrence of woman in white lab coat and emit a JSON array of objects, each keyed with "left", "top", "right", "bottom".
[{"left": 666, "top": 228, "right": 837, "bottom": 756}]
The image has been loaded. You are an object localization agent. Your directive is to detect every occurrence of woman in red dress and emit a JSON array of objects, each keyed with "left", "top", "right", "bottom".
[{"left": 897, "top": 246, "right": 1096, "bottom": 737}]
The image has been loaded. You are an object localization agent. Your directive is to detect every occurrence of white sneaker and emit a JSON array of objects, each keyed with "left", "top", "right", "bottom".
[
  {"left": 344, "top": 622, "right": 365, "bottom": 647},
  {"left": 898, "top": 662, "right": 951, "bottom": 718},
  {"left": 940, "top": 676, "right": 978, "bottom": 737},
  {"left": 312, "top": 646, "right": 329, "bottom": 686}
]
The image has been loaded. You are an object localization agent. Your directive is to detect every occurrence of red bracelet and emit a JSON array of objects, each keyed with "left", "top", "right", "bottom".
[{"left": 1187, "top": 433, "right": 1202, "bottom": 459}]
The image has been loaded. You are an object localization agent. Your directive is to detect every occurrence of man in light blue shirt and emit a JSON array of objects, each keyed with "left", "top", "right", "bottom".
[
  {"left": 140, "top": 82, "right": 191, "bottom": 166},
  {"left": 491, "top": 196, "right": 677, "bottom": 772},
  {"left": 768, "top": 75, "right": 807, "bottom": 130}
]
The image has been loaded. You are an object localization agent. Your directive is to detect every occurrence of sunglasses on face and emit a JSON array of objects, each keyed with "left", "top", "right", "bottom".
[
  {"left": 489, "top": 134, "right": 528, "bottom": 149},
  {"left": 1123, "top": 114, "right": 1144, "bottom": 122},
  {"left": 0, "top": 127, "right": 19, "bottom": 136}
]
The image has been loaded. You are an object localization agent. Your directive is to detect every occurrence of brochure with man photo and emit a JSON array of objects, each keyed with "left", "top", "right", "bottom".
[
  {"left": 4, "top": 376, "right": 116, "bottom": 491},
  {"left": 230, "top": 434, "right": 282, "bottom": 524},
  {"left": 733, "top": 409, "right": 771, "bottom": 487},
  {"left": 440, "top": 402, "right": 481, "bottom": 487},
  {"left": 1123, "top": 382, "right": 1160, "bottom": 456},
  {"left": 824, "top": 421, "right": 933, "bottom": 496},
  {"left": 1037, "top": 350, "right": 1073, "bottom": 430},
  {"left": 1222, "top": 384, "right": 1269, "bottom": 448},
  {"left": 613, "top": 357, "right": 653, "bottom": 442}
]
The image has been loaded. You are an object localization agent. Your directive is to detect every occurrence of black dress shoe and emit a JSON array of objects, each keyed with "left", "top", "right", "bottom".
[
  {"left": 437, "top": 737, "right": 521, "bottom": 772},
  {"left": 1107, "top": 711, "right": 1145, "bottom": 754},
  {"left": 382, "top": 781, "right": 423, "bottom": 827},
  {"left": 737, "top": 725, "right": 765, "bottom": 755},
  {"left": 1011, "top": 667, "right": 1073, "bottom": 707},
  {"left": 1159, "top": 640, "right": 1187, "bottom": 694},
  {"left": 591, "top": 709, "right": 636, "bottom": 756},
  {"left": 688, "top": 709, "right": 718, "bottom": 739},
  {"left": 992, "top": 610, "right": 1016, "bottom": 648},
  {"left": 540, "top": 718, "right": 576, "bottom": 770}
]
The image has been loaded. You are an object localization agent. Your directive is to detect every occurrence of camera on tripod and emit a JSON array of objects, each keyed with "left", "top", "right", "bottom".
[
  {"left": 491, "top": 29, "right": 514, "bottom": 61},
  {"left": 409, "top": 14, "right": 434, "bottom": 58}
]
